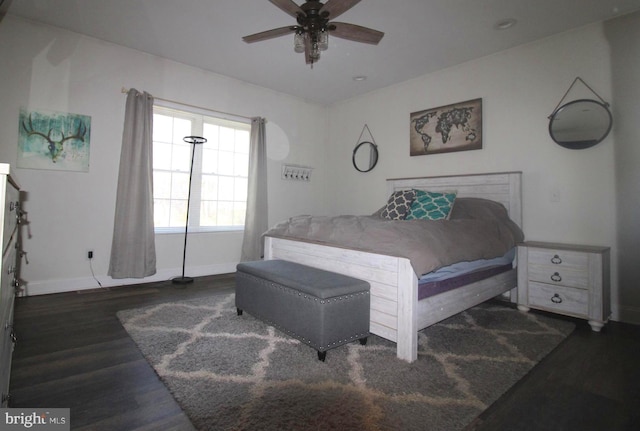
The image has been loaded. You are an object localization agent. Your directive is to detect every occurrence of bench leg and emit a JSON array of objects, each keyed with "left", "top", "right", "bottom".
[
  {"left": 237, "top": 308, "right": 243, "bottom": 316},
  {"left": 359, "top": 337, "right": 368, "bottom": 346},
  {"left": 317, "top": 351, "right": 326, "bottom": 362}
]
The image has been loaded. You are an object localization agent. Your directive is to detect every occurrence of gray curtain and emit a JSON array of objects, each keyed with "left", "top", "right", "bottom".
[
  {"left": 240, "top": 117, "right": 268, "bottom": 261},
  {"left": 108, "top": 89, "right": 157, "bottom": 278}
]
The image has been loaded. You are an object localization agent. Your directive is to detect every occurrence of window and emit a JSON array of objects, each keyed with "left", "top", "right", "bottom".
[{"left": 152, "top": 105, "right": 250, "bottom": 233}]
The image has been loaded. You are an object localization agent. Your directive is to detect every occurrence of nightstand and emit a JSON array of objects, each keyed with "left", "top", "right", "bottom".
[{"left": 517, "top": 241, "right": 610, "bottom": 331}]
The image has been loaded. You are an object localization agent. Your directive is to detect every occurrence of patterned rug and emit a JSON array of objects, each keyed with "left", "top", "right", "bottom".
[{"left": 117, "top": 294, "right": 575, "bottom": 431}]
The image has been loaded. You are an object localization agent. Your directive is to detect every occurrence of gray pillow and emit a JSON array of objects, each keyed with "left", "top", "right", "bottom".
[
  {"left": 380, "top": 190, "right": 416, "bottom": 220},
  {"left": 449, "top": 197, "right": 509, "bottom": 220}
]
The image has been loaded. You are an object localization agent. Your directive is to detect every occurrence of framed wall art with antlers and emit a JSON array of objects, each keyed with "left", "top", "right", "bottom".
[{"left": 17, "top": 108, "right": 92, "bottom": 172}]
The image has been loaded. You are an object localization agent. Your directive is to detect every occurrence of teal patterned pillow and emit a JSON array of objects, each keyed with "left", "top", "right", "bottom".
[{"left": 406, "top": 190, "right": 457, "bottom": 220}]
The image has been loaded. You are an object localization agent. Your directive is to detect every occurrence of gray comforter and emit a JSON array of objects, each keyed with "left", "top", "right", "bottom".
[{"left": 263, "top": 200, "right": 524, "bottom": 276}]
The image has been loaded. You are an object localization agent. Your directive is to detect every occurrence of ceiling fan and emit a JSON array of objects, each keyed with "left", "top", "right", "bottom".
[{"left": 242, "top": 0, "right": 384, "bottom": 66}]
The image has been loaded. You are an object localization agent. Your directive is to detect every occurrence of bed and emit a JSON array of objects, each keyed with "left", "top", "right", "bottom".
[{"left": 263, "top": 171, "right": 523, "bottom": 362}]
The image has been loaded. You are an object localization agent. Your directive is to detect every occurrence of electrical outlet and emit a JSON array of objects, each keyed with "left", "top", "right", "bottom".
[{"left": 88, "top": 250, "right": 94, "bottom": 260}]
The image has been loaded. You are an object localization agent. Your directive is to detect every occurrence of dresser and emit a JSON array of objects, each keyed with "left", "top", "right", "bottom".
[
  {"left": 517, "top": 241, "right": 610, "bottom": 331},
  {"left": 0, "top": 163, "right": 20, "bottom": 407}
]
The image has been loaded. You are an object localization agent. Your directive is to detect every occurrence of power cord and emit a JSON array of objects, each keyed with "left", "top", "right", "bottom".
[{"left": 88, "top": 252, "right": 103, "bottom": 287}]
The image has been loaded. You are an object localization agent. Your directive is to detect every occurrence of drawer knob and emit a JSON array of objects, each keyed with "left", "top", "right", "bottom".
[
  {"left": 551, "top": 293, "right": 563, "bottom": 304},
  {"left": 551, "top": 272, "right": 562, "bottom": 282},
  {"left": 551, "top": 254, "right": 562, "bottom": 264}
]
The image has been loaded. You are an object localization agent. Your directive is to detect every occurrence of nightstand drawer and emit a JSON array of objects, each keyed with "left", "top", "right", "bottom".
[
  {"left": 527, "top": 264, "right": 589, "bottom": 289},
  {"left": 527, "top": 248, "right": 588, "bottom": 270},
  {"left": 528, "top": 281, "right": 588, "bottom": 316}
]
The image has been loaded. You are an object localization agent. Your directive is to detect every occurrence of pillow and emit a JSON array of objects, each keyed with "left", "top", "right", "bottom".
[
  {"left": 380, "top": 190, "right": 416, "bottom": 220},
  {"left": 449, "top": 197, "right": 525, "bottom": 243},
  {"left": 448, "top": 197, "right": 508, "bottom": 220},
  {"left": 371, "top": 205, "right": 386, "bottom": 218},
  {"left": 406, "top": 190, "right": 457, "bottom": 220}
]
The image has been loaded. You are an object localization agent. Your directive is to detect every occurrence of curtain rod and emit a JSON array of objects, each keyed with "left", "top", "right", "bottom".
[{"left": 120, "top": 87, "right": 255, "bottom": 121}]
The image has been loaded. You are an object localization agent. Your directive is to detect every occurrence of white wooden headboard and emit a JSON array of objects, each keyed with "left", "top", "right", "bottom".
[{"left": 386, "top": 171, "right": 522, "bottom": 229}]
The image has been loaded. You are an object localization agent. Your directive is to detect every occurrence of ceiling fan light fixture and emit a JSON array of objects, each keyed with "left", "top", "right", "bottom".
[
  {"left": 310, "top": 44, "right": 321, "bottom": 61},
  {"left": 294, "top": 32, "right": 306, "bottom": 53},
  {"left": 244, "top": 0, "right": 384, "bottom": 67},
  {"left": 318, "top": 29, "right": 329, "bottom": 51}
]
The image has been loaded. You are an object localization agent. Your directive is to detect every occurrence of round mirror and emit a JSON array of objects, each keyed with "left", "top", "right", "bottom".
[
  {"left": 353, "top": 141, "right": 379, "bottom": 172},
  {"left": 549, "top": 99, "right": 612, "bottom": 150}
]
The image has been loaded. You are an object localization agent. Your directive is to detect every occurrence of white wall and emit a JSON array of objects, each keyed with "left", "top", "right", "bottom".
[
  {"left": 327, "top": 23, "right": 626, "bottom": 321},
  {"left": 0, "top": 16, "right": 328, "bottom": 295},
  {"left": 605, "top": 11, "right": 640, "bottom": 324}
]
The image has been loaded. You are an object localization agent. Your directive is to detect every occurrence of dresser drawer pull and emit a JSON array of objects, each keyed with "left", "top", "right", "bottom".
[
  {"left": 551, "top": 293, "right": 563, "bottom": 304},
  {"left": 551, "top": 254, "right": 562, "bottom": 264},
  {"left": 550, "top": 272, "right": 562, "bottom": 282}
]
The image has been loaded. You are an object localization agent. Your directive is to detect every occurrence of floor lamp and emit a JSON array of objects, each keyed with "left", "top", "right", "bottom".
[{"left": 172, "top": 135, "right": 207, "bottom": 287}]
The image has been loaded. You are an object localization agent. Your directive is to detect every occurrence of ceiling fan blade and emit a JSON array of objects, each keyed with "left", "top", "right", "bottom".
[
  {"left": 320, "top": 0, "right": 361, "bottom": 19},
  {"left": 243, "top": 26, "right": 296, "bottom": 43},
  {"left": 269, "top": 0, "right": 304, "bottom": 18},
  {"left": 329, "top": 22, "right": 384, "bottom": 44}
]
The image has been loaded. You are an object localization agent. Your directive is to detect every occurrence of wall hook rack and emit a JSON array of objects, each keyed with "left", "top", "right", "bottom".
[{"left": 281, "top": 164, "right": 313, "bottom": 181}]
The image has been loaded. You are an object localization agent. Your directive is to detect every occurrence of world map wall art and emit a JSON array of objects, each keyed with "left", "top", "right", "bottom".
[
  {"left": 410, "top": 98, "right": 482, "bottom": 156},
  {"left": 17, "top": 108, "right": 92, "bottom": 172}
]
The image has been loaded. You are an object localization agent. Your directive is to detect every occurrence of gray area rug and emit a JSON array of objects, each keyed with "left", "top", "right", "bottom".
[{"left": 117, "top": 294, "right": 574, "bottom": 431}]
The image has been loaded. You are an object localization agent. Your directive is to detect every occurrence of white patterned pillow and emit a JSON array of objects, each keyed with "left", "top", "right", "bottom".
[
  {"left": 381, "top": 190, "right": 416, "bottom": 220},
  {"left": 406, "top": 190, "right": 457, "bottom": 220}
]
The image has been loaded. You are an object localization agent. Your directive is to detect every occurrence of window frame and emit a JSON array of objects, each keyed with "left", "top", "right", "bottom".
[{"left": 152, "top": 103, "right": 251, "bottom": 235}]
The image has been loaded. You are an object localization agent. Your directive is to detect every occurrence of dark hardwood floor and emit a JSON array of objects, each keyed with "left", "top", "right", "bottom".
[
  {"left": 468, "top": 315, "right": 640, "bottom": 431},
  {"left": 9, "top": 274, "right": 235, "bottom": 431},
  {"left": 8, "top": 274, "right": 640, "bottom": 431}
]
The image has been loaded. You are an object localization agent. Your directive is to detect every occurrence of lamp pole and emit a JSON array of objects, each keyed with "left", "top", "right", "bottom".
[{"left": 172, "top": 135, "right": 207, "bottom": 287}]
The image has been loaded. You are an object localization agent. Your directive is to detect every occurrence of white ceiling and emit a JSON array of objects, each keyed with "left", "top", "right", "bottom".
[{"left": 6, "top": 0, "right": 640, "bottom": 105}]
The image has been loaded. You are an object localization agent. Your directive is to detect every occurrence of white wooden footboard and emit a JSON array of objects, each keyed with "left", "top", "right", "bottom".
[
  {"left": 264, "top": 236, "right": 516, "bottom": 362},
  {"left": 264, "top": 236, "right": 420, "bottom": 362}
]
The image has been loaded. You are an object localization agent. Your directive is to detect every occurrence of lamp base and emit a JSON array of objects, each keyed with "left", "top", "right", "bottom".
[{"left": 172, "top": 276, "right": 194, "bottom": 288}]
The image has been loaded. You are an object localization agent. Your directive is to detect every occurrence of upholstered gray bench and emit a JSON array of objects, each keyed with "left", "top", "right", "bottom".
[{"left": 235, "top": 259, "right": 370, "bottom": 361}]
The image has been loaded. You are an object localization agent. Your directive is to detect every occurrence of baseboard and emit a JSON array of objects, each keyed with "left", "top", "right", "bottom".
[
  {"left": 18, "top": 262, "right": 238, "bottom": 296},
  {"left": 612, "top": 304, "right": 640, "bottom": 325}
]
